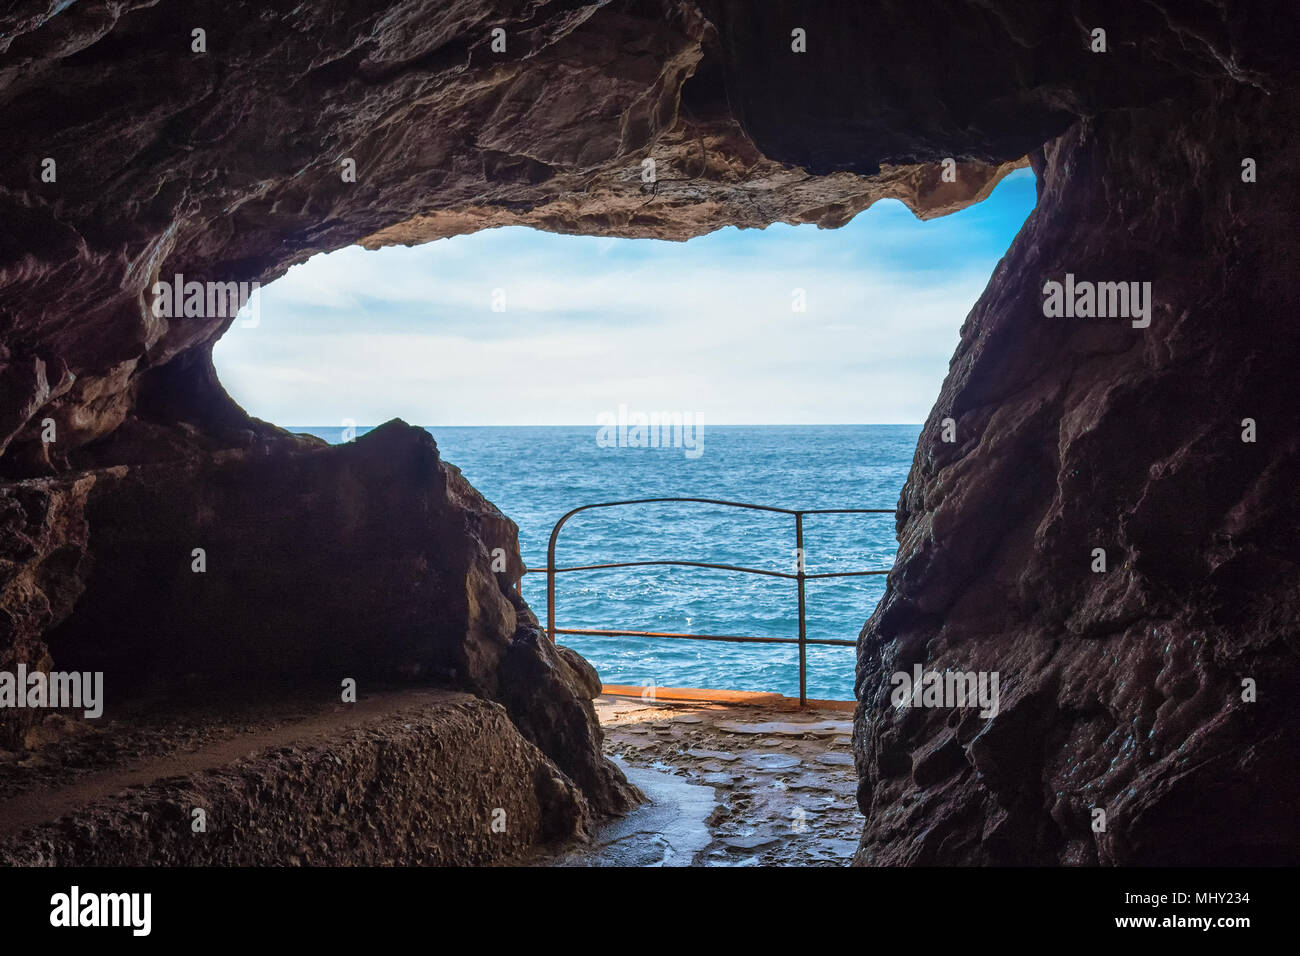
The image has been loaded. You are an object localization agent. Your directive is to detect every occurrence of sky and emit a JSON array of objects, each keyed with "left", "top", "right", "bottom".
[{"left": 213, "top": 167, "right": 1036, "bottom": 426}]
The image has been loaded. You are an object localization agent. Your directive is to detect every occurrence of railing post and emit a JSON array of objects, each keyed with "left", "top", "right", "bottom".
[
  {"left": 795, "top": 511, "right": 807, "bottom": 706},
  {"left": 546, "top": 529, "right": 558, "bottom": 644}
]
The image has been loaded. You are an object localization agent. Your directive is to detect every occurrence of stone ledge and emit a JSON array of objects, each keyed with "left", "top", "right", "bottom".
[{"left": 0, "top": 690, "right": 590, "bottom": 866}]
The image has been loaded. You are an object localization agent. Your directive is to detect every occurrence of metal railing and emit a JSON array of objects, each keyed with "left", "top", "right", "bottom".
[{"left": 518, "top": 498, "right": 893, "bottom": 705}]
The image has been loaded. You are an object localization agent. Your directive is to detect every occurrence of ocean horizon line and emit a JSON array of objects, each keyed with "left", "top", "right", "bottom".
[{"left": 285, "top": 421, "right": 927, "bottom": 429}]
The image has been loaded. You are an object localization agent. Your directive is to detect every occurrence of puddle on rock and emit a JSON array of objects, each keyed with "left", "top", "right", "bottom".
[{"left": 539, "top": 758, "right": 715, "bottom": 867}]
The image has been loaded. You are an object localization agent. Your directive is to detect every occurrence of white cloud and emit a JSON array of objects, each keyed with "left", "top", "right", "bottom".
[{"left": 213, "top": 184, "right": 1035, "bottom": 425}]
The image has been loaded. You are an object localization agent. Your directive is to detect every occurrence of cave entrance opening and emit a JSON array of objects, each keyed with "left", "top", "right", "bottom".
[{"left": 212, "top": 168, "right": 1037, "bottom": 703}]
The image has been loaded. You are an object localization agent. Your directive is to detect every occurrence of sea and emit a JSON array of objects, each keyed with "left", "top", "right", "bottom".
[{"left": 293, "top": 424, "right": 918, "bottom": 701}]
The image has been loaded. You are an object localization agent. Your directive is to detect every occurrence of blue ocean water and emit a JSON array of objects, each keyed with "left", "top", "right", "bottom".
[{"left": 294, "top": 425, "right": 917, "bottom": 700}]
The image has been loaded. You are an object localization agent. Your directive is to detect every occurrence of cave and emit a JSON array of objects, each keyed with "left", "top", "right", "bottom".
[{"left": 1, "top": 0, "right": 1298, "bottom": 870}]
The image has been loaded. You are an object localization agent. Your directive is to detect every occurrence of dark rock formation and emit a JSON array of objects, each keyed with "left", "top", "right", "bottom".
[
  {"left": 0, "top": 473, "right": 93, "bottom": 748},
  {"left": 854, "top": 87, "right": 1300, "bottom": 865},
  {"left": 0, "top": 690, "right": 592, "bottom": 865},
  {"left": 2, "top": 0, "right": 1298, "bottom": 864},
  {"left": 9, "top": 417, "right": 635, "bottom": 816},
  {"left": 50, "top": 421, "right": 519, "bottom": 692},
  {"left": 499, "top": 618, "right": 635, "bottom": 813}
]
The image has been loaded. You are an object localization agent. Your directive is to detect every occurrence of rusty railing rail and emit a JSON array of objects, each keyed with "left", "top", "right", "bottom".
[{"left": 518, "top": 497, "right": 892, "bottom": 705}]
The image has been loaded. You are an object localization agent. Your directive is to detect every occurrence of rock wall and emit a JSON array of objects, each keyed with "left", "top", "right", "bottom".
[
  {"left": 2, "top": 0, "right": 1298, "bottom": 864},
  {"left": 4, "top": 416, "right": 636, "bottom": 816},
  {"left": 855, "top": 88, "right": 1300, "bottom": 865}
]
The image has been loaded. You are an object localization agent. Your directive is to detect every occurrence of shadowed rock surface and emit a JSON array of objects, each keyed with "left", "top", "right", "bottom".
[
  {"left": 854, "top": 93, "right": 1300, "bottom": 864},
  {"left": 2, "top": 0, "right": 1298, "bottom": 865},
  {"left": 7, "top": 418, "right": 636, "bottom": 818},
  {"left": 0, "top": 690, "right": 593, "bottom": 865}
]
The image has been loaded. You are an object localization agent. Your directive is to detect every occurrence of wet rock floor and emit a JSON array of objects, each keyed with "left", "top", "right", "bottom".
[{"left": 541, "top": 695, "right": 861, "bottom": 866}]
